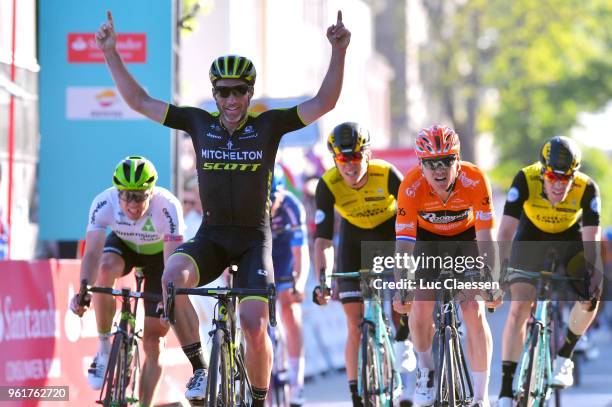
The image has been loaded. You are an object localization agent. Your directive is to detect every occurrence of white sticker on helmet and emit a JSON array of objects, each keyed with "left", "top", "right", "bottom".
[
  {"left": 590, "top": 197, "right": 601, "bottom": 214},
  {"left": 315, "top": 209, "right": 326, "bottom": 225},
  {"left": 507, "top": 187, "right": 519, "bottom": 203}
]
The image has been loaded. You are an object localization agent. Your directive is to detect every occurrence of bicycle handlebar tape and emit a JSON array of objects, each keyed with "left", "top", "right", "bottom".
[
  {"left": 165, "top": 283, "right": 176, "bottom": 325},
  {"left": 268, "top": 283, "right": 277, "bottom": 327},
  {"left": 77, "top": 279, "right": 91, "bottom": 307}
]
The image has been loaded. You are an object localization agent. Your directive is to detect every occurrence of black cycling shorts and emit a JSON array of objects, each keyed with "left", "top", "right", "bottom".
[
  {"left": 172, "top": 224, "right": 274, "bottom": 294},
  {"left": 103, "top": 232, "right": 163, "bottom": 318},
  {"left": 336, "top": 217, "right": 395, "bottom": 304},
  {"left": 506, "top": 240, "right": 590, "bottom": 300}
]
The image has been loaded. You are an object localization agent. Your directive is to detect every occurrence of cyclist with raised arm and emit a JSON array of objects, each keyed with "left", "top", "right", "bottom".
[
  {"left": 496, "top": 136, "right": 603, "bottom": 407},
  {"left": 270, "top": 164, "right": 309, "bottom": 406},
  {"left": 69, "top": 156, "right": 185, "bottom": 407},
  {"left": 95, "top": 10, "right": 350, "bottom": 405},
  {"left": 393, "top": 125, "right": 497, "bottom": 407},
  {"left": 312, "top": 122, "right": 405, "bottom": 407}
]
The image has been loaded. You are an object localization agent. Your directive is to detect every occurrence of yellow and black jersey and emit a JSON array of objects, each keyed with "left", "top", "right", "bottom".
[
  {"left": 314, "top": 159, "right": 402, "bottom": 238},
  {"left": 503, "top": 162, "right": 601, "bottom": 240}
]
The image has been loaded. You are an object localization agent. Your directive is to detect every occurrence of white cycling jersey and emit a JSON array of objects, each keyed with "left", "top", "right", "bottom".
[{"left": 86, "top": 186, "right": 185, "bottom": 255}]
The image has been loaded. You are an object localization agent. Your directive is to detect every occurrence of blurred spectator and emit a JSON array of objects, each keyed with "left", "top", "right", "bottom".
[{"left": 182, "top": 175, "right": 202, "bottom": 241}]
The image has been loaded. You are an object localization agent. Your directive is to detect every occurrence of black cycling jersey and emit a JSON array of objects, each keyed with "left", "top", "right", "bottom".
[
  {"left": 163, "top": 104, "right": 306, "bottom": 228},
  {"left": 503, "top": 168, "right": 600, "bottom": 241}
]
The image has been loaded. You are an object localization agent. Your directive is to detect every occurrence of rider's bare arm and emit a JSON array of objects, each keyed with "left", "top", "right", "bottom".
[
  {"left": 97, "top": 11, "right": 167, "bottom": 123},
  {"left": 298, "top": 10, "right": 350, "bottom": 125}
]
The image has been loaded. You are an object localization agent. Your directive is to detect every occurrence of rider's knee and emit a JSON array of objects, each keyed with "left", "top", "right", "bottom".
[
  {"left": 240, "top": 313, "right": 267, "bottom": 344},
  {"left": 508, "top": 301, "right": 532, "bottom": 324},
  {"left": 98, "top": 258, "right": 122, "bottom": 283}
]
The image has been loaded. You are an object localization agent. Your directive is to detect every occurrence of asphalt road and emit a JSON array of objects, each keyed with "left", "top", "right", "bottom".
[{"left": 303, "top": 302, "right": 612, "bottom": 406}]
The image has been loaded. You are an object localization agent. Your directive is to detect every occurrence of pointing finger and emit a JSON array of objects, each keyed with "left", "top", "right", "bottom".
[{"left": 107, "top": 10, "right": 114, "bottom": 26}]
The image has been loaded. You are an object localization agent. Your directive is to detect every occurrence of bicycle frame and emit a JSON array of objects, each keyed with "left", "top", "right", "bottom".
[
  {"left": 78, "top": 269, "right": 156, "bottom": 407},
  {"left": 166, "top": 280, "right": 276, "bottom": 406},
  {"left": 435, "top": 274, "right": 474, "bottom": 407}
]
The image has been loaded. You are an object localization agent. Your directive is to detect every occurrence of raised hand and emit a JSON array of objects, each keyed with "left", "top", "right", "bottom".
[
  {"left": 326, "top": 10, "right": 351, "bottom": 50},
  {"left": 95, "top": 10, "right": 117, "bottom": 52}
]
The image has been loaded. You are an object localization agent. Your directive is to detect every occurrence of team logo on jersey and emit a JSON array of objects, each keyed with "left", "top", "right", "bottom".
[
  {"left": 395, "top": 222, "right": 415, "bottom": 232},
  {"left": 476, "top": 211, "right": 493, "bottom": 221},
  {"left": 90, "top": 200, "right": 107, "bottom": 224},
  {"left": 206, "top": 132, "right": 222, "bottom": 140},
  {"left": 315, "top": 209, "right": 326, "bottom": 224},
  {"left": 201, "top": 148, "right": 263, "bottom": 161},
  {"left": 590, "top": 197, "right": 601, "bottom": 214},
  {"left": 459, "top": 173, "right": 480, "bottom": 188},
  {"left": 419, "top": 209, "right": 472, "bottom": 224},
  {"left": 404, "top": 179, "right": 421, "bottom": 198},
  {"left": 507, "top": 187, "right": 519, "bottom": 203},
  {"left": 239, "top": 125, "right": 258, "bottom": 140},
  {"left": 141, "top": 218, "right": 156, "bottom": 232}
]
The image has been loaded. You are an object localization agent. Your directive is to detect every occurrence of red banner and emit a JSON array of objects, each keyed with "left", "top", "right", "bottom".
[
  {"left": 67, "top": 33, "right": 147, "bottom": 63},
  {"left": 0, "top": 260, "right": 190, "bottom": 406},
  {"left": 372, "top": 148, "right": 418, "bottom": 176}
]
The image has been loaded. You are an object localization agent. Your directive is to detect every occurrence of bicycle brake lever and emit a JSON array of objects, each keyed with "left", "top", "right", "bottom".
[
  {"left": 268, "top": 283, "right": 277, "bottom": 327},
  {"left": 77, "top": 279, "right": 91, "bottom": 307},
  {"left": 165, "top": 283, "right": 176, "bottom": 325}
]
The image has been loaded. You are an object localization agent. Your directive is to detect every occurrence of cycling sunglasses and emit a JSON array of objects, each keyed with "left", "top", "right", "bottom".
[
  {"left": 421, "top": 155, "right": 457, "bottom": 170},
  {"left": 543, "top": 169, "right": 573, "bottom": 184},
  {"left": 334, "top": 152, "right": 364, "bottom": 164},
  {"left": 118, "top": 190, "right": 151, "bottom": 203},
  {"left": 213, "top": 85, "right": 251, "bottom": 98}
]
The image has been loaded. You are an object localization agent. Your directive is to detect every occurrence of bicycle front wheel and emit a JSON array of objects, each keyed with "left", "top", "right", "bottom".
[
  {"left": 208, "top": 329, "right": 232, "bottom": 406},
  {"left": 517, "top": 323, "right": 541, "bottom": 407},
  {"left": 101, "top": 332, "right": 128, "bottom": 407},
  {"left": 360, "top": 323, "right": 382, "bottom": 407},
  {"left": 443, "top": 325, "right": 457, "bottom": 407}
]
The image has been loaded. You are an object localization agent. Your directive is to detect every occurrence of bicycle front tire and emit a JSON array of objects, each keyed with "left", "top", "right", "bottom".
[
  {"left": 360, "top": 323, "right": 381, "bottom": 407},
  {"left": 208, "top": 329, "right": 232, "bottom": 406},
  {"left": 517, "top": 323, "right": 541, "bottom": 407},
  {"left": 101, "top": 332, "right": 128, "bottom": 407},
  {"left": 444, "top": 325, "right": 457, "bottom": 407}
]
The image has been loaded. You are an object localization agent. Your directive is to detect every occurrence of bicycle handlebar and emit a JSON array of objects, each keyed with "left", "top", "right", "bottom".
[
  {"left": 165, "top": 283, "right": 277, "bottom": 327},
  {"left": 506, "top": 267, "right": 585, "bottom": 282},
  {"left": 78, "top": 279, "right": 161, "bottom": 303}
]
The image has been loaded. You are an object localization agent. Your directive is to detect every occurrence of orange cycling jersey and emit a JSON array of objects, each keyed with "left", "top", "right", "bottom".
[{"left": 396, "top": 161, "right": 494, "bottom": 241}]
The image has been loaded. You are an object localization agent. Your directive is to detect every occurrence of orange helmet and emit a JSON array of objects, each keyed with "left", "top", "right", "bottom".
[{"left": 415, "top": 125, "right": 460, "bottom": 159}]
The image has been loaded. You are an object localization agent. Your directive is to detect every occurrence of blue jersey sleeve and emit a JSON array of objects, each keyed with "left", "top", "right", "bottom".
[{"left": 282, "top": 192, "right": 307, "bottom": 247}]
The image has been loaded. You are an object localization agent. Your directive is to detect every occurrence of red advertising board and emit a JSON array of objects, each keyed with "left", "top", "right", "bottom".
[
  {"left": 67, "top": 33, "right": 146, "bottom": 63},
  {"left": 372, "top": 148, "right": 419, "bottom": 175},
  {"left": 0, "top": 260, "right": 190, "bottom": 406}
]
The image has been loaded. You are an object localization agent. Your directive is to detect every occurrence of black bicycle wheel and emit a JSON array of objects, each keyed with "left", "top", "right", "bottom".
[
  {"left": 101, "top": 332, "right": 123, "bottom": 407},
  {"left": 379, "top": 336, "right": 396, "bottom": 404},
  {"left": 208, "top": 329, "right": 231, "bottom": 406},
  {"left": 361, "top": 323, "right": 381, "bottom": 407},
  {"left": 444, "top": 326, "right": 456, "bottom": 407},
  {"left": 235, "top": 332, "right": 252, "bottom": 406},
  {"left": 517, "top": 323, "right": 541, "bottom": 407}
]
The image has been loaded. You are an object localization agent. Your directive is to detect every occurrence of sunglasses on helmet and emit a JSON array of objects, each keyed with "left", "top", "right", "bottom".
[
  {"left": 543, "top": 169, "right": 573, "bottom": 184},
  {"left": 421, "top": 155, "right": 457, "bottom": 170},
  {"left": 118, "top": 190, "right": 152, "bottom": 203},
  {"left": 213, "top": 85, "right": 251, "bottom": 98},
  {"left": 334, "top": 152, "right": 364, "bottom": 164}
]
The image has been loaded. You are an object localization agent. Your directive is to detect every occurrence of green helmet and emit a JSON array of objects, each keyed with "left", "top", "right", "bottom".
[
  {"left": 112, "top": 156, "right": 158, "bottom": 191},
  {"left": 209, "top": 55, "right": 256, "bottom": 85}
]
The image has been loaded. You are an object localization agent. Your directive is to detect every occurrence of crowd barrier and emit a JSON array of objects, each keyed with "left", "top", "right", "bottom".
[
  {"left": 0, "top": 260, "right": 190, "bottom": 406},
  {"left": 0, "top": 260, "right": 349, "bottom": 406}
]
